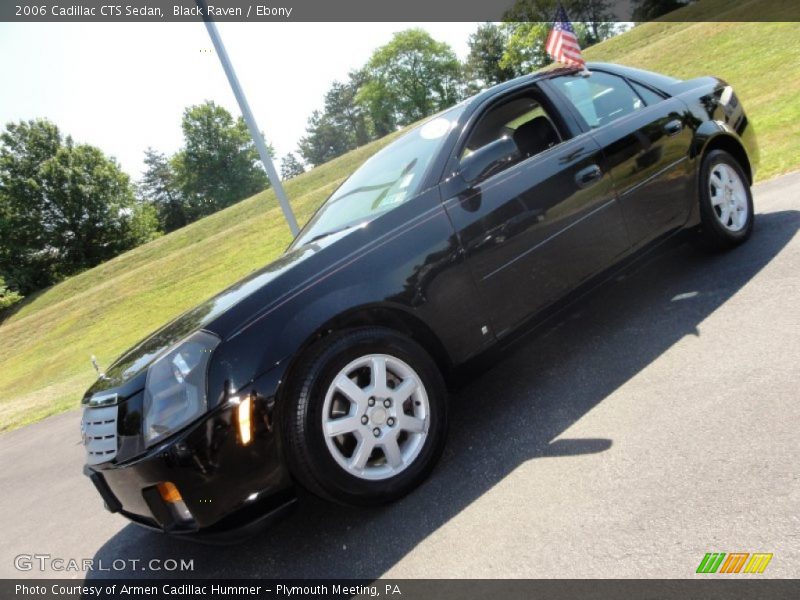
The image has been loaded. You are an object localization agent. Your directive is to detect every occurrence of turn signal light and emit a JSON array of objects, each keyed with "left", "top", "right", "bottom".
[
  {"left": 156, "top": 481, "right": 193, "bottom": 524},
  {"left": 237, "top": 395, "right": 253, "bottom": 445},
  {"left": 157, "top": 481, "right": 183, "bottom": 504}
]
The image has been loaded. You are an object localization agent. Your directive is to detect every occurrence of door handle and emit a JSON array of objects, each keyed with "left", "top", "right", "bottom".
[
  {"left": 575, "top": 164, "right": 602, "bottom": 189},
  {"left": 663, "top": 119, "right": 683, "bottom": 136}
]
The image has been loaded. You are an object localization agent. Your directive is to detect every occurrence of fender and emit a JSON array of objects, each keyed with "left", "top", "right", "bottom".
[
  {"left": 233, "top": 297, "right": 448, "bottom": 418},
  {"left": 677, "top": 77, "right": 758, "bottom": 181},
  {"left": 206, "top": 195, "right": 488, "bottom": 409},
  {"left": 692, "top": 120, "right": 753, "bottom": 178}
]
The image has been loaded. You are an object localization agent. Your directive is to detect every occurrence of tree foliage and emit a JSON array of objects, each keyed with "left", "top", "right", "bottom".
[
  {"left": 139, "top": 147, "right": 186, "bottom": 233},
  {"left": 499, "top": 21, "right": 554, "bottom": 76},
  {"left": 0, "top": 119, "right": 159, "bottom": 294},
  {"left": 326, "top": 73, "right": 371, "bottom": 147},
  {"left": 280, "top": 153, "right": 305, "bottom": 180},
  {"left": 298, "top": 109, "right": 357, "bottom": 167},
  {"left": 138, "top": 102, "right": 273, "bottom": 231},
  {"left": 500, "top": 1, "right": 616, "bottom": 74},
  {"left": 631, "top": 0, "right": 689, "bottom": 20},
  {"left": 172, "top": 101, "right": 270, "bottom": 220},
  {"left": 504, "top": 0, "right": 614, "bottom": 24},
  {"left": 0, "top": 275, "right": 23, "bottom": 312},
  {"left": 299, "top": 29, "right": 466, "bottom": 167},
  {"left": 464, "top": 23, "right": 517, "bottom": 94},
  {"left": 358, "top": 29, "right": 464, "bottom": 132},
  {"left": 298, "top": 72, "right": 372, "bottom": 167}
]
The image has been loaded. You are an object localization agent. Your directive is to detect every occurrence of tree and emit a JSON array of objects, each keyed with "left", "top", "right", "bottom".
[
  {"left": 575, "top": 0, "right": 617, "bottom": 44},
  {"left": 297, "top": 110, "right": 355, "bottom": 167},
  {"left": 297, "top": 72, "right": 374, "bottom": 167},
  {"left": 172, "top": 101, "right": 270, "bottom": 220},
  {"left": 0, "top": 119, "right": 159, "bottom": 294},
  {"left": 357, "top": 29, "right": 464, "bottom": 131},
  {"left": 298, "top": 31, "right": 464, "bottom": 168},
  {"left": 0, "top": 276, "right": 22, "bottom": 312},
  {"left": 139, "top": 147, "right": 187, "bottom": 233},
  {"left": 498, "top": 22, "right": 553, "bottom": 76},
  {"left": 500, "top": 1, "right": 616, "bottom": 74},
  {"left": 464, "top": 23, "right": 517, "bottom": 94},
  {"left": 631, "top": 0, "right": 689, "bottom": 20},
  {"left": 504, "top": 0, "right": 614, "bottom": 24},
  {"left": 280, "top": 153, "right": 305, "bottom": 180},
  {"left": 325, "top": 73, "right": 371, "bottom": 147}
]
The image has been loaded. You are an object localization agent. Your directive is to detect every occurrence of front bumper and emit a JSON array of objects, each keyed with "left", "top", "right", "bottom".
[{"left": 82, "top": 376, "right": 296, "bottom": 542}]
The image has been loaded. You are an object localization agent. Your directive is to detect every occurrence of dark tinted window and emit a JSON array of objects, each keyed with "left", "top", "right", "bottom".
[
  {"left": 550, "top": 71, "right": 644, "bottom": 128},
  {"left": 459, "top": 94, "right": 564, "bottom": 181}
]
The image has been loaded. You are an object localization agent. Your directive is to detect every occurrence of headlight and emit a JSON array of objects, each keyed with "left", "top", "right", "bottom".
[{"left": 143, "top": 330, "right": 220, "bottom": 447}]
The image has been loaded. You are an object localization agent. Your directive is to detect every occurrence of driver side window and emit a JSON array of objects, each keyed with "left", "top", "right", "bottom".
[{"left": 460, "top": 94, "right": 567, "bottom": 183}]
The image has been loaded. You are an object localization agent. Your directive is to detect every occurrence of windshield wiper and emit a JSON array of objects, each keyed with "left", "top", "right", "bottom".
[
  {"left": 326, "top": 158, "right": 418, "bottom": 208},
  {"left": 302, "top": 223, "right": 363, "bottom": 246}
]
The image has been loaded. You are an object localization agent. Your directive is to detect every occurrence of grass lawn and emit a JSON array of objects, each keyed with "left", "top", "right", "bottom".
[{"left": 1, "top": 8, "right": 799, "bottom": 431}]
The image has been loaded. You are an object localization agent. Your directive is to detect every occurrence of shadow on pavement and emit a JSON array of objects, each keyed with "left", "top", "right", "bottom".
[{"left": 88, "top": 210, "right": 799, "bottom": 579}]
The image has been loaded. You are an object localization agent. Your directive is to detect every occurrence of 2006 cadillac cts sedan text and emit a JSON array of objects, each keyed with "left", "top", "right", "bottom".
[{"left": 82, "top": 63, "right": 757, "bottom": 540}]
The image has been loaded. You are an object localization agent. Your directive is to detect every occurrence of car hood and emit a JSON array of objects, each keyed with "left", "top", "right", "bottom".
[{"left": 84, "top": 237, "right": 332, "bottom": 398}]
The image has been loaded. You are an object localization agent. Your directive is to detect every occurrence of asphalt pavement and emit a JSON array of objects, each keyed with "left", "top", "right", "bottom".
[{"left": 1, "top": 172, "right": 798, "bottom": 579}]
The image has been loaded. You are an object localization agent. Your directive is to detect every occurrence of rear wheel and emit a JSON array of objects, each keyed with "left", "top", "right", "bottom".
[
  {"left": 697, "top": 149, "right": 754, "bottom": 250},
  {"left": 283, "top": 327, "right": 447, "bottom": 506}
]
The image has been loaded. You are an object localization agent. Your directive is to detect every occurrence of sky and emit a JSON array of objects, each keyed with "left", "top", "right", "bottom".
[{"left": 0, "top": 22, "right": 479, "bottom": 180}]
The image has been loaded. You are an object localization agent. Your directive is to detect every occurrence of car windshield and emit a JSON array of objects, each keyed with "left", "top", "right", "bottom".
[{"left": 294, "top": 105, "right": 465, "bottom": 247}]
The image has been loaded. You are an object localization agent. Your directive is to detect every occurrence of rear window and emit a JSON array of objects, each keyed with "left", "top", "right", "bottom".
[
  {"left": 630, "top": 81, "right": 665, "bottom": 106},
  {"left": 550, "top": 71, "right": 645, "bottom": 128}
]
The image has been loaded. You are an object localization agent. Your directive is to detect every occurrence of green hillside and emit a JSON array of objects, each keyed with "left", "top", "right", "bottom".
[{"left": 2, "top": 9, "right": 799, "bottom": 431}]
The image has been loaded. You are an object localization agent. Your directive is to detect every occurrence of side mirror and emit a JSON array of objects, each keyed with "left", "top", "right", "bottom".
[{"left": 459, "top": 137, "right": 520, "bottom": 184}]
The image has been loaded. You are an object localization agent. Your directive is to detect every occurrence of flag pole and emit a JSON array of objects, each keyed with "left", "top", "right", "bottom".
[{"left": 196, "top": 0, "right": 300, "bottom": 236}]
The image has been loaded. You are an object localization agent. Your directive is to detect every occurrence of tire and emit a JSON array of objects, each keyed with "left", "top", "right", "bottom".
[
  {"left": 282, "top": 327, "right": 448, "bottom": 506},
  {"left": 697, "top": 149, "right": 754, "bottom": 250}
]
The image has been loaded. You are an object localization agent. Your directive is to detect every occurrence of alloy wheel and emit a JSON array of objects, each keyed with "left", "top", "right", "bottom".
[
  {"left": 708, "top": 163, "right": 749, "bottom": 232},
  {"left": 321, "top": 354, "right": 430, "bottom": 481}
]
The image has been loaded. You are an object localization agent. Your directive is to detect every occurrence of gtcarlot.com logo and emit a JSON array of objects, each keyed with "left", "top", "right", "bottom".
[
  {"left": 14, "top": 554, "right": 194, "bottom": 572},
  {"left": 696, "top": 552, "right": 773, "bottom": 574}
]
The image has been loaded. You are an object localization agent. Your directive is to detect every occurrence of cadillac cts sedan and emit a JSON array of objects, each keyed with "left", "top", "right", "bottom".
[{"left": 82, "top": 63, "right": 757, "bottom": 540}]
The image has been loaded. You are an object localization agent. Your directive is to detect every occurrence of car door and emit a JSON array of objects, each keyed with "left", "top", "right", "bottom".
[
  {"left": 546, "top": 70, "right": 695, "bottom": 247},
  {"left": 440, "top": 85, "right": 630, "bottom": 338}
]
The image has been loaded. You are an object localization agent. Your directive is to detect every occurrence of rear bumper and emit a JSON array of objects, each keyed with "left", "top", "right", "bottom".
[{"left": 83, "top": 380, "right": 296, "bottom": 542}]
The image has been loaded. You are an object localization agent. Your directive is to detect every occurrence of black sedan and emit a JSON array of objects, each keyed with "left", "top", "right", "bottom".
[{"left": 81, "top": 63, "right": 757, "bottom": 540}]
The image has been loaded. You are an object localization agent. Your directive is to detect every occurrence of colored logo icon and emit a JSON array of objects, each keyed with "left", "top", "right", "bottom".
[{"left": 696, "top": 553, "right": 773, "bottom": 574}]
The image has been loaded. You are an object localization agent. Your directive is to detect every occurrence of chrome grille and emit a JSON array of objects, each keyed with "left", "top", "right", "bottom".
[{"left": 81, "top": 404, "right": 119, "bottom": 465}]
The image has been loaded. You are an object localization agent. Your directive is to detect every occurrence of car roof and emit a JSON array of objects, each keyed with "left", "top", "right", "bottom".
[
  {"left": 464, "top": 65, "right": 581, "bottom": 108},
  {"left": 462, "top": 62, "right": 679, "bottom": 112}
]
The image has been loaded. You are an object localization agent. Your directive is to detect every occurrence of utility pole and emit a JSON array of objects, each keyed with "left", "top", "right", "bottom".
[{"left": 197, "top": 1, "right": 300, "bottom": 235}]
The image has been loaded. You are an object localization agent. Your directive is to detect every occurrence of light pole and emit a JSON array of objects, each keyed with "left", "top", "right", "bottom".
[{"left": 197, "top": 1, "right": 300, "bottom": 236}]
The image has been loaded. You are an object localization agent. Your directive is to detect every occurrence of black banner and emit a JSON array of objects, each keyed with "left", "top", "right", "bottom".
[
  {"left": 3, "top": 579, "right": 800, "bottom": 600},
  {"left": 2, "top": 0, "right": 800, "bottom": 22}
]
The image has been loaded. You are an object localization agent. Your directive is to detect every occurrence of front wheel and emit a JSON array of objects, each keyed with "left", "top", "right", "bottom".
[
  {"left": 282, "top": 327, "right": 447, "bottom": 506},
  {"left": 697, "top": 149, "right": 754, "bottom": 250}
]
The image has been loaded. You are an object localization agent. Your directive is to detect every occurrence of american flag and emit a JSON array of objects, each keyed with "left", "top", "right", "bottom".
[{"left": 545, "top": 5, "right": 585, "bottom": 68}]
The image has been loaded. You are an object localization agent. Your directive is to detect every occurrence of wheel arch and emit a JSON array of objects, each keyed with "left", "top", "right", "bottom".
[
  {"left": 685, "top": 127, "right": 753, "bottom": 229},
  {"left": 696, "top": 128, "right": 753, "bottom": 185},
  {"left": 275, "top": 303, "right": 455, "bottom": 411}
]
